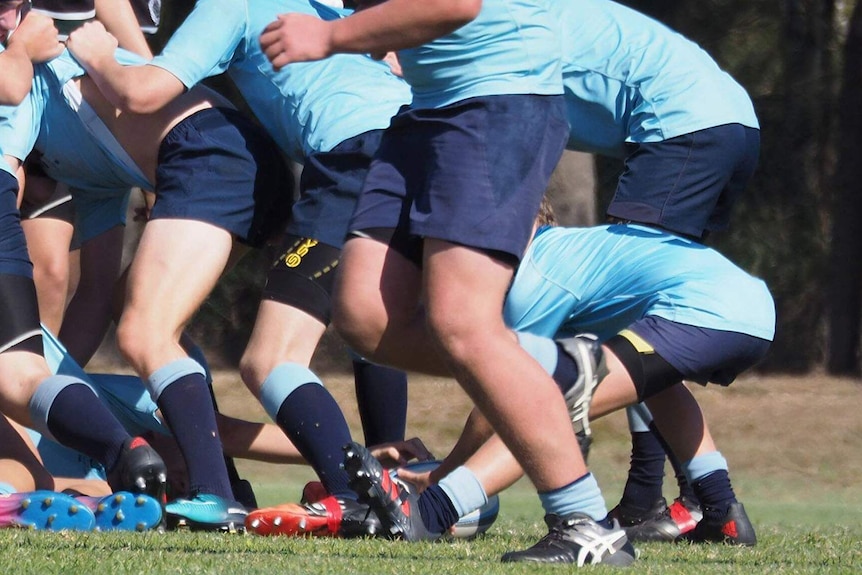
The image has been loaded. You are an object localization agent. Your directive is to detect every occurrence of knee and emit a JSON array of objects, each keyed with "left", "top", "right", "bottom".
[
  {"left": 0, "top": 361, "right": 53, "bottom": 423},
  {"left": 332, "top": 297, "right": 385, "bottom": 359},
  {"left": 425, "top": 304, "right": 502, "bottom": 365},
  {"left": 32, "top": 255, "right": 69, "bottom": 296},
  {"left": 238, "top": 351, "right": 269, "bottom": 396},
  {"left": 115, "top": 311, "right": 149, "bottom": 367}
]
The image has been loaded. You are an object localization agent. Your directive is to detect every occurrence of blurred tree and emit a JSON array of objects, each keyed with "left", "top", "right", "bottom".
[
  {"left": 827, "top": 1, "right": 862, "bottom": 374},
  {"left": 607, "top": 0, "right": 838, "bottom": 372},
  {"left": 546, "top": 151, "right": 597, "bottom": 226}
]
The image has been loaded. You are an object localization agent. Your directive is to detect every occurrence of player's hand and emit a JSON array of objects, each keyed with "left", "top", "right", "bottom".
[
  {"left": 394, "top": 467, "right": 433, "bottom": 493},
  {"left": 8, "top": 12, "right": 63, "bottom": 62},
  {"left": 260, "top": 14, "right": 334, "bottom": 70},
  {"left": 66, "top": 21, "right": 118, "bottom": 69},
  {"left": 381, "top": 51, "right": 402, "bottom": 77},
  {"left": 369, "top": 437, "right": 434, "bottom": 468}
]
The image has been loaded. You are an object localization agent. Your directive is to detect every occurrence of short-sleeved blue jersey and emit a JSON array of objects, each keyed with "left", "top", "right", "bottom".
[
  {"left": 0, "top": 48, "right": 152, "bottom": 240},
  {"left": 149, "top": 0, "right": 410, "bottom": 162},
  {"left": 0, "top": 102, "right": 23, "bottom": 178},
  {"left": 397, "top": 0, "right": 563, "bottom": 109},
  {"left": 0, "top": 49, "right": 152, "bottom": 193},
  {"left": 556, "top": 0, "right": 759, "bottom": 158},
  {"left": 504, "top": 224, "right": 775, "bottom": 342}
]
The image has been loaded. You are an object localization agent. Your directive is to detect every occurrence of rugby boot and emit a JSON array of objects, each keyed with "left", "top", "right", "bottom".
[
  {"left": 501, "top": 512, "right": 636, "bottom": 566},
  {"left": 685, "top": 501, "right": 756, "bottom": 546},
  {"left": 77, "top": 491, "right": 163, "bottom": 532},
  {"left": 107, "top": 437, "right": 168, "bottom": 505},
  {"left": 165, "top": 492, "right": 248, "bottom": 533},
  {"left": 343, "top": 441, "right": 440, "bottom": 541},
  {"left": 558, "top": 334, "right": 607, "bottom": 441},
  {"left": 0, "top": 491, "right": 95, "bottom": 531},
  {"left": 246, "top": 496, "right": 382, "bottom": 538}
]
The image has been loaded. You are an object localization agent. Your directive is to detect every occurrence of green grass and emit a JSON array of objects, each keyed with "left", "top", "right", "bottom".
[
  {"left": 7, "top": 373, "right": 860, "bottom": 573},
  {"left": 3, "top": 477, "right": 861, "bottom": 575}
]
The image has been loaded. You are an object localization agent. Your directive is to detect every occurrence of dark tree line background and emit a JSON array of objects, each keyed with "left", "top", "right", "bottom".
[{"left": 148, "top": 0, "right": 862, "bottom": 375}]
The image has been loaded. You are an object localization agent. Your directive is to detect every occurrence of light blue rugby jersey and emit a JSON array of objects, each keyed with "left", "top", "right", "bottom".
[
  {"left": 149, "top": 0, "right": 410, "bottom": 163},
  {"left": 0, "top": 49, "right": 150, "bottom": 242},
  {"left": 504, "top": 224, "right": 775, "bottom": 343},
  {"left": 0, "top": 103, "right": 22, "bottom": 178},
  {"left": 398, "top": 0, "right": 562, "bottom": 109},
  {"left": 0, "top": 44, "right": 34, "bottom": 178},
  {"left": 554, "top": 0, "right": 759, "bottom": 158},
  {"left": 2, "top": 49, "right": 152, "bottom": 193}
]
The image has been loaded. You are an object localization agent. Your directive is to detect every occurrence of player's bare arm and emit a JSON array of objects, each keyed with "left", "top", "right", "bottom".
[
  {"left": 0, "top": 11, "right": 62, "bottom": 104},
  {"left": 93, "top": 0, "right": 152, "bottom": 58},
  {"left": 260, "top": 0, "right": 481, "bottom": 70},
  {"left": 66, "top": 21, "right": 185, "bottom": 114}
]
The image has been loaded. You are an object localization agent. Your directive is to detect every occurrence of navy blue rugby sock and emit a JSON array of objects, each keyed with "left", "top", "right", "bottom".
[
  {"left": 157, "top": 373, "right": 233, "bottom": 499},
  {"left": 692, "top": 469, "right": 736, "bottom": 519},
  {"left": 275, "top": 382, "right": 355, "bottom": 499},
  {"left": 45, "top": 383, "right": 128, "bottom": 472},
  {"left": 552, "top": 342, "right": 581, "bottom": 394},
  {"left": 620, "top": 430, "right": 666, "bottom": 510},
  {"left": 649, "top": 422, "right": 699, "bottom": 504},
  {"left": 417, "top": 485, "right": 460, "bottom": 533},
  {"left": 353, "top": 359, "right": 408, "bottom": 446}
]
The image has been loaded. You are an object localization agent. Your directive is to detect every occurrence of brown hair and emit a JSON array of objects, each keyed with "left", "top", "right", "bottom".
[{"left": 535, "top": 196, "right": 558, "bottom": 227}]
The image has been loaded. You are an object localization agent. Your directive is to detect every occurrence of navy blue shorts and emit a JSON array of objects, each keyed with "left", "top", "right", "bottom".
[
  {"left": 153, "top": 108, "right": 294, "bottom": 248},
  {"left": 630, "top": 315, "right": 771, "bottom": 386},
  {"left": 0, "top": 171, "right": 33, "bottom": 278},
  {"left": 287, "top": 130, "right": 383, "bottom": 249},
  {"left": 350, "top": 94, "right": 569, "bottom": 261},
  {"left": 0, "top": 171, "right": 41, "bottom": 352},
  {"left": 608, "top": 124, "right": 760, "bottom": 240}
]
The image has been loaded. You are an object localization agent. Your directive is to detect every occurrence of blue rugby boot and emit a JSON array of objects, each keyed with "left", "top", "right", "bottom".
[
  {"left": 78, "top": 491, "right": 163, "bottom": 532},
  {"left": 0, "top": 491, "right": 96, "bottom": 531},
  {"left": 165, "top": 492, "right": 248, "bottom": 533}
]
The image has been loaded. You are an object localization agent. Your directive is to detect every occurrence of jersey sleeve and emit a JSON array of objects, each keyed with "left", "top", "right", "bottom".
[
  {"left": 0, "top": 90, "right": 43, "bottom": 167},
  {"left": 148, "top": 0, "right": 246, "bottom": 88}
]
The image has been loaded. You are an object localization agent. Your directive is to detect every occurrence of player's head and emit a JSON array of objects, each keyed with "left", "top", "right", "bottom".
[
  {"left": 535, "top": 196, "right": 558, "bottom": 228},
  {"left": 0, "top": 0, "right": 29, "bottom": 43}
]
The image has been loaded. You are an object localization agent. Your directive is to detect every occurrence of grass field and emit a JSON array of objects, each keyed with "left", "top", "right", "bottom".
[{"left": 3, "top": 370, "right": 862, "bottom": 573}]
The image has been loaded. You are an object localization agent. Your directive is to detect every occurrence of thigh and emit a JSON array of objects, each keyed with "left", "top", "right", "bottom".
[
  {"left": 0, "top": 178, "right": 41, "bottom": 354},
  {"left": 124, "top": 218, "right": 232, "bottom": 332},
  {"left": 333, "top": 235, "right": 424, "bottom": 358},
  {"left": 262, "top": 234, "right": 341, "bottom": 325},
  {"left": 0, "top": 172, "right": 33, "bottom": 278}
]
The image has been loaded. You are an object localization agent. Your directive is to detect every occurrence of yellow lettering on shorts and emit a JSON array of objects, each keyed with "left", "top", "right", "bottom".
[{"left": 282, "top": 238, "right": 319, "bottom": 268}]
